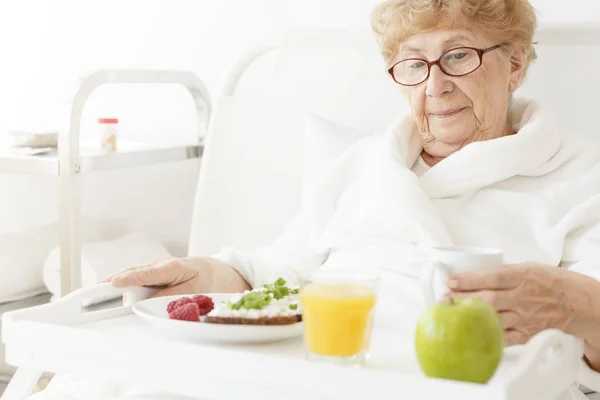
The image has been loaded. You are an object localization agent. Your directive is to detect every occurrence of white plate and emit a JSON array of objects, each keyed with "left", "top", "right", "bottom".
[{"left": 132, "top": 293, "right": 304, "bottom": 344}]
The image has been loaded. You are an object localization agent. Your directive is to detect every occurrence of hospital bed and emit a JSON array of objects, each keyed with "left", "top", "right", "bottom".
[{"left": 2, "top": 23, "right": 600, "bottom": 399}]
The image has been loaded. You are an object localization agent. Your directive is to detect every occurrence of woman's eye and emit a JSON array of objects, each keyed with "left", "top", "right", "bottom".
[
  {"left": 450, "top": 52, "right": 467, "bottom": 60},
  {"left": 409, "top": 61, "right": 426, "bottom": 69}
]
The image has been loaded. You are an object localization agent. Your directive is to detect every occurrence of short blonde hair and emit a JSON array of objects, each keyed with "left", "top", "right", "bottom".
[{"left": 371, "top": 0, "right": 538, "bottom": 67}]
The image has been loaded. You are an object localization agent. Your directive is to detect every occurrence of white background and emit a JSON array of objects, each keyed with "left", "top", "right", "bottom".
[{"left": 0, "top": 0, "right": 598, "bottom": 259}]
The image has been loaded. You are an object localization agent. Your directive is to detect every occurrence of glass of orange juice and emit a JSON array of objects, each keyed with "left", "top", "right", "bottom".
[{"left": 300, "top": 271, "right": 379, "bottom": 367}]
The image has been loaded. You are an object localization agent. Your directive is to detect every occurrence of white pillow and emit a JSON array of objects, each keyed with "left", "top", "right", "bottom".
[
  {"left": 301, "top": 114, "right": 374, "bottom": 205},
  {"left": 188, "top": 97, "right": 375, "bottom": 258},
  {"left": 188, "top": 95, "right": 309, "bottom": 256}
]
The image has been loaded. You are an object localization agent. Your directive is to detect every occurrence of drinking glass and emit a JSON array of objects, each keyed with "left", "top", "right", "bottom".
[{"left": 299, "top": 271, "right": 380, "bottom": 367}]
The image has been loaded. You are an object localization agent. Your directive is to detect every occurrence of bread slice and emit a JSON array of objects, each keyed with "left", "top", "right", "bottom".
[{"left": 206, "top": 315, "right": 300, "bottom": 325}]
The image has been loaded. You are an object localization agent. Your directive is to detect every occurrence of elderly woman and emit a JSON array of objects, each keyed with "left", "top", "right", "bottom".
[{"left": 33, "top": 0, "right": 600, "bottom": 399}]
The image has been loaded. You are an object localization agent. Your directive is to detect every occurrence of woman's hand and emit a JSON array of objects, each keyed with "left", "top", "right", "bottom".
[
  {"left": 445, "top": 263, "right": 594, "bottom": 345},
  {"left": 103, "top": 256, "right": 251, "bottom": 297},
  {"left": 446, "top": 262, "right": 600, "bottom": 372}
]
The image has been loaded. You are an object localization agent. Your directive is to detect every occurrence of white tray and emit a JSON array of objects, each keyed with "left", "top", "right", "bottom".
[{"left": 0, "top": 283, "right": 592, "bottom": 400}]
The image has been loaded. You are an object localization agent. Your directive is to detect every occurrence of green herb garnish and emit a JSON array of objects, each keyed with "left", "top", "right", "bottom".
[
  {"left": 229, "top": 277, "right": 298, "bottom": 310},
  {"left": 263, "top": 277, "right": 292, "bottom": 300},
  {"left": 228, "top": 291, "right": 272, "bottom": 310},
  {"left": 289, "top": 304, "right": 298, "bottom": 310}
]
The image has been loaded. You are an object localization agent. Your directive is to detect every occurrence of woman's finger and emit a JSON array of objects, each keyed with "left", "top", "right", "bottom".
[
  {"left": 504, "top": 329, "right": 528, "bottom": 346},
  {"left": 498, "top": 310, "right": 520, "bottom": 330},
  {"left": 151, "top": 287, "right": 184, "bottom": 298},
  {"left": 448, "top": 266, "right": 524, "bottom": 291},
  {"left": 102, "top": 266, "right": 141, "bottom": 283},
  {"left": 445, "top": 289, "right": 514, "bottom": 311},
  {"left": 111, "top": 261, "right": 180, "bottom": 288},
  {"left": 103, "top": 260, "right": 162, "bottom": 283}
]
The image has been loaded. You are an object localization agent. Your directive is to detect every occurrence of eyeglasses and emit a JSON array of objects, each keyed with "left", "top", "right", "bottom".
[{"left": 388, "top": 44, "right": 503, "bottom": 86}]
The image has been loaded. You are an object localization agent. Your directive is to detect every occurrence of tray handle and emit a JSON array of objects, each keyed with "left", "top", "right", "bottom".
[
  {"left": 65, "top": 282, "right": 158, "bottom": 323},
  {"left": 62, "top": 282, "right": 155, "bottom": 306},
  {"left": 504, "top": 329, "right": 584, "bottom": 400},
  {"left": 4, "top": 283, "right": 158, "bottom": 325}
]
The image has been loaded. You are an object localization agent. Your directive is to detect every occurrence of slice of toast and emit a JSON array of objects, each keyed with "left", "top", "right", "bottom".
[
  {"left": 205, "top": 314, "right": 301, "bottom": 325},
  {"left": 204, "top": 279, "right": 302, "bottom": 325}
]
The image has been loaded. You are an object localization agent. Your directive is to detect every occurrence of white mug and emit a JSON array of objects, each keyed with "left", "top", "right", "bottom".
[{"left": 420, "top": 246, "right": 504, "bottom": 305}]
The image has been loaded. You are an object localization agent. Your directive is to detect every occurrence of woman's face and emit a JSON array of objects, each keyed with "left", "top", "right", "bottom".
[{"left": 396, "top": 29, "right": 526, "bottom": 160}]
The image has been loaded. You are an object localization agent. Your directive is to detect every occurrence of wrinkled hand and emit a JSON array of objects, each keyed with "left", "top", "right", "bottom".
[
  {"left": 445, "top": 263, "right": 594, "bottom": 346},
  {"left": 104, "top": 256, "right": 251, "bottom": 297}
]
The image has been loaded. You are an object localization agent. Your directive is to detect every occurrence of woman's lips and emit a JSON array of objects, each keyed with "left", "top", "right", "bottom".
[{"left": 429, "top": 107, "right": 467, "bottom": 118}]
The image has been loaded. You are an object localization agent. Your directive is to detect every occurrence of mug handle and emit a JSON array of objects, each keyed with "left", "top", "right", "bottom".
[{"left": 420, "top": 261, "right": 451, "bottom": 305}]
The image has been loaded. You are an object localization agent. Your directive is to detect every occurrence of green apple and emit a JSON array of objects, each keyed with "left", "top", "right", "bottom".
[{"left": 415, "top": 298, "right": 504, "bottom": 384}]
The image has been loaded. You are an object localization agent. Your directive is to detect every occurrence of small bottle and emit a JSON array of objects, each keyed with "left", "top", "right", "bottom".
[{"left": 98, "top": 118, "right": 118, "bottom": 151}]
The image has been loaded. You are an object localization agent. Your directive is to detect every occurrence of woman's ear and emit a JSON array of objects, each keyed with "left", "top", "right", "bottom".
[{"left": 508, "top": 48, "right": 528, "bottom": 93}]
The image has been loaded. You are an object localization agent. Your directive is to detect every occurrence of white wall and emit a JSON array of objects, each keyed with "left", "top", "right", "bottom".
[
  {"left": 0, "top": 0, "right": 598, "bottom": 287},
  {"left": 3, "top": 0, "right": 597, "bottom": 134}
]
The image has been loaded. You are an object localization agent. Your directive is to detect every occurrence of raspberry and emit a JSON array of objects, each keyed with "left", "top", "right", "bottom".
[
  {"left": 169, "top": 302, "right": 200, "bottom": 322},
  {"left": 192, "top": 295, "right": 214, "bottom": 316},
  {"left": 166, "top": 297, "right": 195, "bottom": 314}
]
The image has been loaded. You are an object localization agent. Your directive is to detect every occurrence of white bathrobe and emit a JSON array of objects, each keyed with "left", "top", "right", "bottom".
[
  {"left": 31, "top": 98, "right": 600, "bottom": 399},
  {"left": 216, "top": 98, "right": 600, "bottom": 331}
]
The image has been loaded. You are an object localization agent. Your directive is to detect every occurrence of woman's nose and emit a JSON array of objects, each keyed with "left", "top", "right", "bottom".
[{"left": 425, "top": 65, "right": 453, "bottom": 97}]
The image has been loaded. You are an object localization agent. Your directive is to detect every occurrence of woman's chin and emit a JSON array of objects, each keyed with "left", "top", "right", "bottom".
[{"left": 429, "top": 128, "right": 474, "bottom": 147}]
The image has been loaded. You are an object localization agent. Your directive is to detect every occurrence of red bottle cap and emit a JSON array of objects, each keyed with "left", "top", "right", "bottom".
[{"left": 98, "top": 118, "right": 119, "bottom": 124}]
